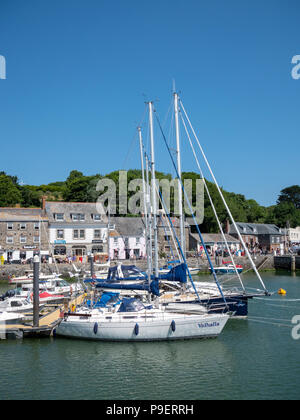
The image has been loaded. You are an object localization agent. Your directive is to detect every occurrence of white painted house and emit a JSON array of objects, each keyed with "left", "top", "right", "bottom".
[
  {"left": 45, "top": 202, "right": 109, "bottom": 262},
  {"left": 109, "top": 217, "right": 146, "bottom": 261},
  {"left": 286, "top": 227, "right": 300, "bottom": 244}
]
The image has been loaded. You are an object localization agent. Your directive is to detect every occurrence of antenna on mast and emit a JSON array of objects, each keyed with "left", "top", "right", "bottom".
[{"left": 172, "top": 79, "right": 176, "bottom": 94}]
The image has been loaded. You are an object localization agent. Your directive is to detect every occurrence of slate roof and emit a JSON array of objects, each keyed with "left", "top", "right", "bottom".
[
  {"left": 110, "top": 217, "right": 145, "bottom": 237},
  {"left": 229, "top": 223, "right": 284, "bottom": 236},
  {"left": 190, "top": 233, "right": 240, "bottom": 244},
  {"left": 158, "top": 216, "right": 189, "bottom": 228},
  {"left": 0, "top": 208, "right": 48, "bottom": 222},
  {"left": 45, "top": 201, "right": 108, "bottom": 224}
]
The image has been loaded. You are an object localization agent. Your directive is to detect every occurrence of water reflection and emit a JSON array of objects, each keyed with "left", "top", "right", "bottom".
[{"left": 0, "top": 273, "right": 300, "bottom": 400}]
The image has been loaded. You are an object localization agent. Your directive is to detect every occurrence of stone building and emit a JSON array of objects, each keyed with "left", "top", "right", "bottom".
[
  {"left": 0, "top": 207, "right": 49, "bottom": 262},
  {"left": 228, "top": 222, "right": 285, "bottom": 253},
  {"left": 189, "top": 233, "right": 240, "bottom": 255},
  {"left": 157, "top": 215, "right": 190, "bottom": 258}
]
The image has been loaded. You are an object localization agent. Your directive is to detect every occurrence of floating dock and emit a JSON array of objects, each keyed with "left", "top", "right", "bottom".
[{"left": 0, "top": 293, "right": 86, "bottom": 340}]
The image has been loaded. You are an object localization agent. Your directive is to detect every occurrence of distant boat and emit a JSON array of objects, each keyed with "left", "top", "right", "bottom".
[
  {"left": 210, "top": 262, "right": 243, "bottom": 275},
  {"left": 0, "top": 296, "right": 44, "bottom": 314}
]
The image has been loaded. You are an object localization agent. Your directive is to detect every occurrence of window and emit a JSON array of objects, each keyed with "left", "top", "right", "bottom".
[
  {"left": 34, "top": 236, "right": 40, "bottom": 243},
  {"left": 92, "top": 214, "right": 101, "bottom": 221},
  {"left": 71, "top": 213, "right": 85, "bottom": 221},
  {"left": 7, "top": 223, "right": 13, "bottom": 230},
  {"left": 6, "top": 237, "right": 13, "bottom": 244},
  {"left": 136, "top": 237, "right": 140, "bottom": 245},
  {"left": 56, "top": 229, "right": 64, "bottom": 239},
  {"left": 20, "top": 236, "right": 27, "bottom": 244},
  {"left": 34, "top": 223, "right": 40, "bottom": 230},
  {"left": 94, "top": 230, "right": 101, "bottom": 239},
  {"left": 92, "top": 246, "right": 104, "bottom": 253},
  {"left": 19, "top": 223, "right": 26, "bottom": 230},
  {"left": 55, "top": 213, "right": 64, "bottom": 221},
  {"left": 73, "top": 229, "right": 85, "bottom": 240},
  {"left": 54, "top": 246, "right": 66, "bottom": 256},
  {"left": 114, "top": 238, "right": 118, "bottom": 245}
]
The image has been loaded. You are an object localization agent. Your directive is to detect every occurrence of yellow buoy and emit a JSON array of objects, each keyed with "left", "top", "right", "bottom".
[{"left": 278, "top": 288, "right": 287, "bottom": 296}]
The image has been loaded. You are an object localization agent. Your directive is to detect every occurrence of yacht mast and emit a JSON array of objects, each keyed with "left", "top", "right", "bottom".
[
  {"left": 138, "top": 127, "right": 152, "bottom": 286},
  {"left": 174, "top": 91, "right": 185, "bottom": 256},
  {"left": 145, "top": 154, "right": 153, "bottom": 278},
  {"left": 148, "top": 102, "right": 159, "bottom": 278}
]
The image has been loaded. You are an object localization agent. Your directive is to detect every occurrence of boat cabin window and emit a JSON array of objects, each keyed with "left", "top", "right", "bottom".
[
  {"left": 11, "top": 300, "right": 23, "bottom": 307},
  {"left": 118, "top": 298, "right": 145, "bottom": 313}
]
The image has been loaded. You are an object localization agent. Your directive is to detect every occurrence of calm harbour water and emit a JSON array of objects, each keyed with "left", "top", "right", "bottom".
[{"left": 0, "top": 272, "right": 300, "bottom": 400}]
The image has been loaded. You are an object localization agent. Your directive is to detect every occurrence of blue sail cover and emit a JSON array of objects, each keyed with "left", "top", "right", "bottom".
[
  {"left": 95, "top": 279, "right": 160, "bottom": 296},
  {"left": 86, "top": 292, "right": 121, "bottom": 308},
  {"left": 160, "top": 263, "right": 187, "bottom": 284},
  {"left": 87, "top": 264, "right": 186, "bottom": 296}
]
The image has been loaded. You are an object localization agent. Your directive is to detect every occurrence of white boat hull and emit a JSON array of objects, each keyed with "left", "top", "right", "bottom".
[
  {"left": 0, "top": 312, "right": 25, "bottom": 325},
  {"left": 56, "top": 312, "right": 228, "bottom": 341}
]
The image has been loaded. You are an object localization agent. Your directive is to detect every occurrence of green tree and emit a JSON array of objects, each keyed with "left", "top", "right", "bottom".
[
  {"left": 277, "top": 185, "right": 300, "bottom": 209},
  {"left": 0, "top": 174, "right": 22, "bottom": 206}
]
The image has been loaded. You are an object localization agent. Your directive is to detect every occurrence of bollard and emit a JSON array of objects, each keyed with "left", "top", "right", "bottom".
[
  {"left": 291, "top": 255, "right": 296, "bottom": 273},
  {"left": 33, "top": 255, "right": 40, "bottom": 327},
  {"left": 90, "top": 253, "right": 94, "bottom": 278}
]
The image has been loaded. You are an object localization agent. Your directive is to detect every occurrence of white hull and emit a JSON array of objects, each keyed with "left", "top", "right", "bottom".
[
  {"left": 56, "top": 311, "right": 228, "bottom": 341},
  {"left": 0, "top": 298, "right": 44, "bottom": 314},
  {"left": 0, "top": 312, "right": 25, "bottom": 325}
]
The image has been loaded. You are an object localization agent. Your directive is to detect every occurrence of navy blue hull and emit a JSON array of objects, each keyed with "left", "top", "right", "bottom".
[
  {"left": 203, "top": 295, "right": 250, "bottom": 317},
  {"left": 173, "top": 293, "right": 263, "bottom": 317}
]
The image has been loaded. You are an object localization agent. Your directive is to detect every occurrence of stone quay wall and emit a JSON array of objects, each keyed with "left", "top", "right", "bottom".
[{"left": 0, "top": 255, "right": 276, "bottom": 282}]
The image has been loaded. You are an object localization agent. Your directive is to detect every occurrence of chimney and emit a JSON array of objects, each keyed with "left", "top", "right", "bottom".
[
  {"left": 225, "top": 219, "right": 230, "bottom": 234},
  {"left": 42, "top": 196, "right": 46, "bottom": 210}
]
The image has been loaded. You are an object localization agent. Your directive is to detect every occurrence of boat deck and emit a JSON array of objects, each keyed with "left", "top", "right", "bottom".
[{"left": 0, "top": 293, "right": 86, "bottom": 339}]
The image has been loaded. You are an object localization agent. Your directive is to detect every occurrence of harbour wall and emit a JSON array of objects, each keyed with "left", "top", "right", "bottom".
[
  {"left": 274, "top": 256, "right": 300, "bottom": 271},
  {"left": 0, "top": 255, "right": 276, "bottom": 282}
]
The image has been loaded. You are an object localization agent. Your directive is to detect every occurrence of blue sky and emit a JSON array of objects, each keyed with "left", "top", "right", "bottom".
[{"left": 0, "top": 0, "right": 299, "bottom": 206}]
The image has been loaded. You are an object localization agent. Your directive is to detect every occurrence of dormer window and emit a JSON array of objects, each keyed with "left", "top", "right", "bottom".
[
  {"left": 71, "top": 213, "right": 85, "bottom": 221},
  {"left": 55, "top": 213, "right": 64, "bottom": 221},
  {"left": 92, "top": 214, "right": 101, "bottom": 222}
]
